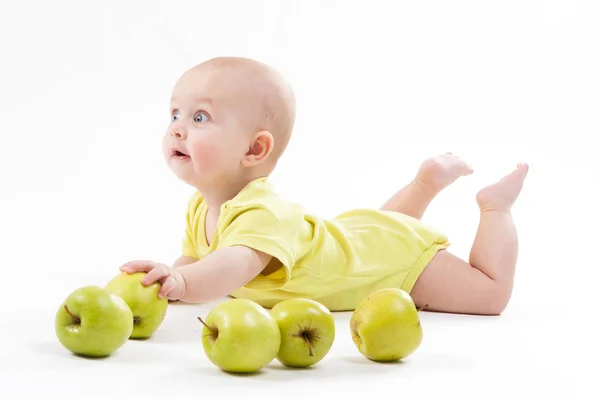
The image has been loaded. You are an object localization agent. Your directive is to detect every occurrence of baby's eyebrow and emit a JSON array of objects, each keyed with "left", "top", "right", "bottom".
[
  {"left": 194, "top": 97, "right": 214, "bottom": 107},
  {"left": 170, "top": 96, "right": 214, "bottom": 107}
]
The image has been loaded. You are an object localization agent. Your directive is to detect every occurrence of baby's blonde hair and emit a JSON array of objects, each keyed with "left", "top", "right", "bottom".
[{"left": 197, "top": 57, "right": 296, "bottom": 165}]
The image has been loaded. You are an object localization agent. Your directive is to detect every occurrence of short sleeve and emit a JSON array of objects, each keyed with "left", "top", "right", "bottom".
[
  {"left": 181, "top": 216, "right": 198, "bottom": 259},
  {"left": 217, "top": 204, "right": 298, "bottom": 291},
  {"left": 181, "top": 192, "right": 202, "bottom": 260}
]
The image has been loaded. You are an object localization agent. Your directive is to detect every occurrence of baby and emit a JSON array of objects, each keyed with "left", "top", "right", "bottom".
[{"left": 120, "top": 57, "right": 529, "bottom": 315}]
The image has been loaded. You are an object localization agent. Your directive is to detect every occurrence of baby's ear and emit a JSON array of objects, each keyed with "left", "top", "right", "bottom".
[{"left": 242, "top": 130, "right": 274, "bottom": 167}]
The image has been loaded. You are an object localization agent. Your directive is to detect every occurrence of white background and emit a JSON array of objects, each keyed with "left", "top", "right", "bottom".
[{"left": 1, "top": 0, "right": 598, "bottom": 397}]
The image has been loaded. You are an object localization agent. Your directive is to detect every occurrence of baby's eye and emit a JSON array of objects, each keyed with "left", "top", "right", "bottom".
[
  {"left": 171, "top": 110, "right": 181, "bottom": 121},
  {"left": 194, "top": 112, "right": 210, "bottom": 123}
]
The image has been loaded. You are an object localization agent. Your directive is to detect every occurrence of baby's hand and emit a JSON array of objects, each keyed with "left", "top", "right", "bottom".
[{"left": 120, "top": 260, "right": 185, "bottom": 300}]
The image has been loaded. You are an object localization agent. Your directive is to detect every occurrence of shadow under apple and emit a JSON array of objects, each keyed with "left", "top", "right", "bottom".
[{"left": 343, "top": 355, "right": 408, "bottom": 366}]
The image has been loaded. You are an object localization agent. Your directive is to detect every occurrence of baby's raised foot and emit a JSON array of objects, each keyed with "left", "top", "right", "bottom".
[
  {"left": 416, "top": 152, "right": 474, "bottom": 192},
  {"left": 476, "top": 163, "right": 529, "bottom": 212}
]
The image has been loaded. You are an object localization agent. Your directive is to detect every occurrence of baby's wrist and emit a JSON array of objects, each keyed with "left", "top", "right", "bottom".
[{"left": 173, "top": 270, "right": 187, "bottom": 300}]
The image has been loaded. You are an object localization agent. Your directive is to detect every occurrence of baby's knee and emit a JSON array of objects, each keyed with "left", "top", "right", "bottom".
[
  {"left": 482, "top": 282, "right": 513, "bottom": 315},
  {"left": 410, "top": 250, "right": 514, "bottom": 315}
]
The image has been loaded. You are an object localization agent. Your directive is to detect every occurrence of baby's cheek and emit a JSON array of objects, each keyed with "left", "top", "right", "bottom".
[{"left": 190, "top": 138, "right": 221, "bottom": 173}]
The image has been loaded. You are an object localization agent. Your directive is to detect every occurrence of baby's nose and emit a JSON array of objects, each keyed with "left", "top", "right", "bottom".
[{"left": 169, "top": 129, "right": 185, "bottom": 138}]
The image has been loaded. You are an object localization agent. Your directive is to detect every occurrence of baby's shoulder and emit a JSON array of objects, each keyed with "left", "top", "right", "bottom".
[
  {"left": 227, "top": 178, "right": 281, "bottom": 207},
  {"left": 225, "top": 177, "right": 304, "bottom": 218}
]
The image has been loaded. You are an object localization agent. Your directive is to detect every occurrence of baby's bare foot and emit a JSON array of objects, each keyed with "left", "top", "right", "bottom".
[
  {"left": 476, "top": 163, "right": 529, "bottom": 212},
  {"left": 416, "top": 152, "right": 474, "bottom": 192}
]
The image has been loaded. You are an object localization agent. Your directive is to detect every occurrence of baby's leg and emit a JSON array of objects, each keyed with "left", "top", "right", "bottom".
[
  {"left": 410, "top": 163, "right": 529, "bottom": 315},
  {"left": 381, "top": 153, "right": 473, "bottom": 219}
]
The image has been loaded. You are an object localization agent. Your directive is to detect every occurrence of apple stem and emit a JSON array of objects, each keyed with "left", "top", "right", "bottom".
[
  {"left": 306, "top": 340, "right": 314, "bottom": 357},
  {"left": 64, "top": 305, "right": 81, "bottom": 324},
  {"left": 417, "top": 303, "right": 430, "bottom": 312},
  {"left": 295, "top": 330, "right": 316, "bottom": 357},
  {"left": 197, "top": 316, "right": 210, "bottom": 329},
  {"left": 197, "top": 316, "right": 218, "bottom": 339}
]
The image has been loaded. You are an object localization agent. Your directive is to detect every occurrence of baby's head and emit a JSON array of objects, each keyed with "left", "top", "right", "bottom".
[{"left": 163, "top": 57, "right": 296, "bottom": 192}]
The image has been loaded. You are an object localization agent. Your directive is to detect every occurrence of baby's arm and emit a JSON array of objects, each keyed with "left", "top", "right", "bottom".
[
  {"left": 120, "top": 246, "right": 272, "bottom": 302},
  {"left": 172, "top": 256, "right": 197, "bottom": 268},
  {"left": 177, "top": 246, "right": 271, "bottom": 302}
]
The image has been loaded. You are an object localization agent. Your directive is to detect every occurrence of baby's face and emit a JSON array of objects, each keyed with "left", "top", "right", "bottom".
[{"left": 162, "top": 66, "right": 253, "bottom": 189}]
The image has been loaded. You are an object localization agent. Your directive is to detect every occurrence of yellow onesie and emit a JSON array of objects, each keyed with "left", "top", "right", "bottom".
[{"left": 181, "top": 177, "right": 450, "bottom": 311}]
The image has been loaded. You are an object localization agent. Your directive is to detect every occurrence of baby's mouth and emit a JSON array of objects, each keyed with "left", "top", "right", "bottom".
[{"left": 171, "top": 148, "right": 190, "bottom": 159}]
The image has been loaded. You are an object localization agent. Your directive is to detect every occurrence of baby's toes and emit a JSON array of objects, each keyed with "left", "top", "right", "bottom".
[{"left": 462, "top": 162, "right": 474, "bottom": 175}]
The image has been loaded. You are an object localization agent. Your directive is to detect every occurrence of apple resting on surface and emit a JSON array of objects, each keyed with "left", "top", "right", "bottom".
[
  {"left": 105, "top": 272, "right": 168, "bottom": 339},
  {"left": 270, "top": 298, "right": 335, "bottom": 368},
  {"left": 350, "top": 288, "right": 424, "bottom": 362},
  {"left": 198, "top": 298, "right": 281, "bottom": 373},
  {"left": 55, "top": 286, "right": 133, "bottom": 357}
]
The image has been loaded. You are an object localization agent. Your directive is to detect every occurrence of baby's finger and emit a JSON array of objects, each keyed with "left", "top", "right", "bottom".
[
  {"left": 142, "top": 267, "right": 168, "bottom": 286},
  {"left": 120, "top": 259, "right": 151, "bottom": 268},
  {"left": 158, "top": 276, "right": 176, "bottom": 298},
  {"left": 120, "top": 260, "right": 161, "bottom": 274}
]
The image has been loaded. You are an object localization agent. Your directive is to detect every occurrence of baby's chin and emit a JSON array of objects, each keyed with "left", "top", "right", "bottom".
[
  {"left": 167, "top": 158, "right": 195, "bottom": 180},
  {"left": 173, "top": 171, "right": 200, "bottom": 189},
  {"left": 170, "top": 162, "right": 215, "bottom": 189}
]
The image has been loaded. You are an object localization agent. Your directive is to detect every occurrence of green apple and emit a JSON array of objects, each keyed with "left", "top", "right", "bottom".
[
  {"left": 270, "top": 298, "right": 335, "bottom": 368},
  {"left": 55, "top": 286, "right": 133, "bottom": 357},
  {"left": 105, "top": 272, "right": 168, "bottom": 339},
  {"left": 198, "top": 298, "right": 281, "bottom": 373},
  {"left": 350, "top": 288, "right": 423, "bottom": 362}
]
